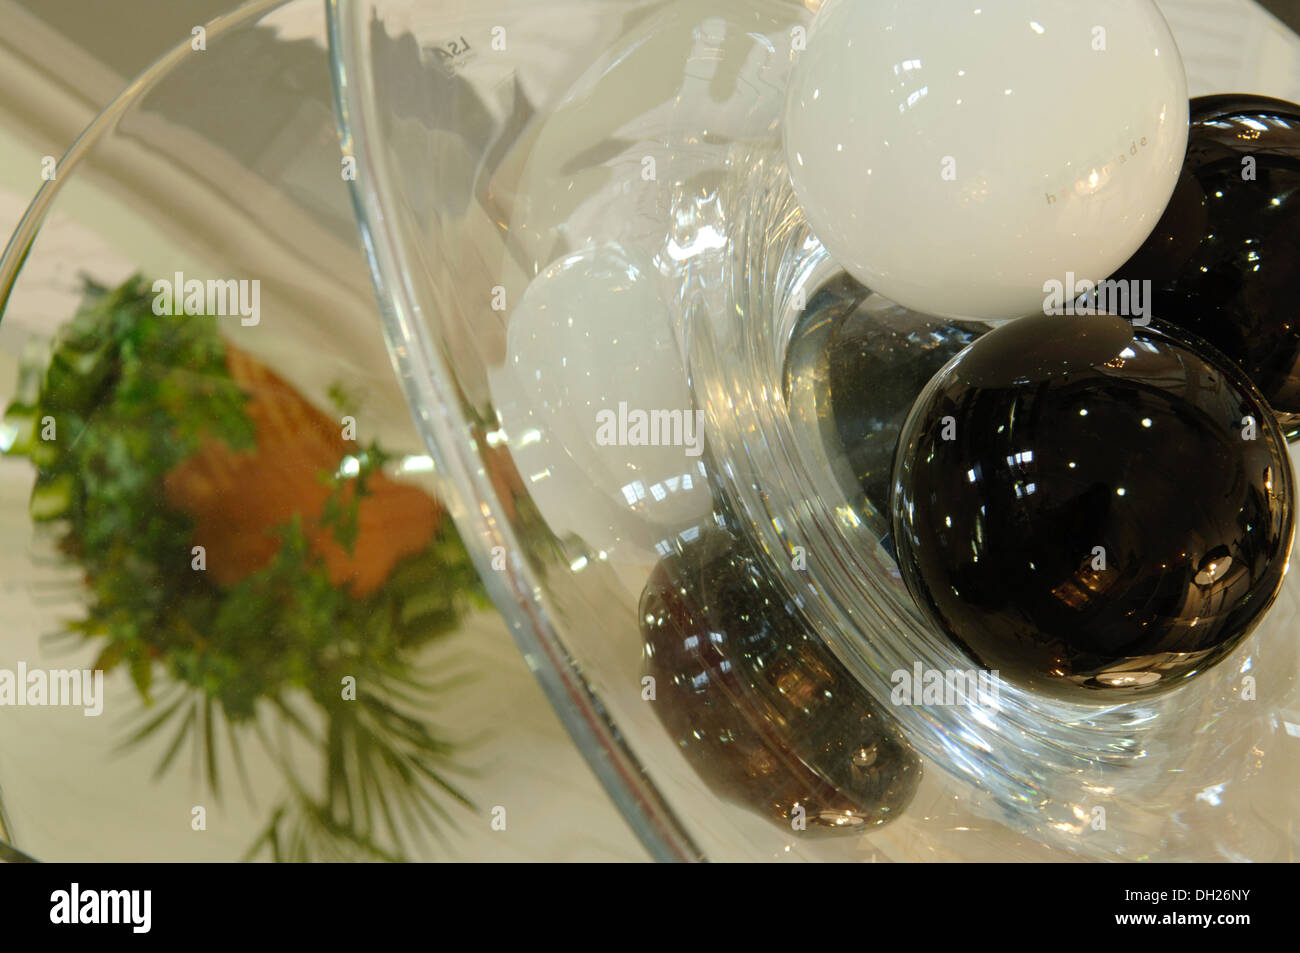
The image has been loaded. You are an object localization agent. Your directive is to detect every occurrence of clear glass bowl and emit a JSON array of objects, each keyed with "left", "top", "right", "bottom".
[{"left": 330, "top": 0, "right": 1300, "bottom": 861}]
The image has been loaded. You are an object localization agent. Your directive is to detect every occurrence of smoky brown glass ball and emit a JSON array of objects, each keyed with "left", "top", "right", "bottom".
[
  {"left": 640, "top": 529, "right": 920, "bottom": 835},
  {"left": 891, "top": 312, "right": 1294, "bottom": 701}
]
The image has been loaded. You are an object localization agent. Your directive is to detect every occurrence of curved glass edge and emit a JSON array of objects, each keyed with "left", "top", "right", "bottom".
[
  {"left": 0, "top": 0, "right": 290, "bottom": 315},
  {"left": 0, "top": 786, "right": 24, "bottom": 860},
  {"left": 324, "top": 0, "right": 703, "bottom": 862}
]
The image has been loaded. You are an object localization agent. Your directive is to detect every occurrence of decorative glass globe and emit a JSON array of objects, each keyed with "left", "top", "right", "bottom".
[{"left": 783, "top": 0, "right": 1189, "bottom": 320}]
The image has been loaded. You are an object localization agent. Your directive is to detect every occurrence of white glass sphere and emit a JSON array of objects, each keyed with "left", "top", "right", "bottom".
[
  {"left": 784, "top": 0, "right": 1189, "bottom": 319},
  {"left": 489, "top": 243, "right": 713, "bottom": 559}
]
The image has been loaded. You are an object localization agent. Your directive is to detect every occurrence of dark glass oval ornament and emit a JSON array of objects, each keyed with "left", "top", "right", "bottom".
[
  {"left": 782, "top": 273, "right": 986, "bottom": 546},
  {"left": 640, "top": 529, "right": 921, "bottom": 834},
  {"left": 828, "top": 313, "right": 985, "bottom": 520},
  {"left": 891, "top": 312, "right": 1294, "bottom": 701},
  {"left": 1112, "top": 94, "right": 1300, "bottom": 430}
]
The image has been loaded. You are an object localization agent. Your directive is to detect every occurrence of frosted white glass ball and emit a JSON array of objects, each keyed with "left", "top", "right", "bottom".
[
  {"left": 783, "top": 0, "right": 1189, "bottom": 319},
  {"left": 489, "top": 243, "right": 713, "bottom": 558}
]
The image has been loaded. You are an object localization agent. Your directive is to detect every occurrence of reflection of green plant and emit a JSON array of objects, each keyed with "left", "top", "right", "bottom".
[{"left": 3, "top": 275, "right": 489, "bottom": 861}]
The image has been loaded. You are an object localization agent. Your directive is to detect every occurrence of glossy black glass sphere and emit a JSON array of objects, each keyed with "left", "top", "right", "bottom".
[
  {"left": 640, "top": 529, "right": 920, "bottom": 834},
  {"left": 891, "top": 312, "right": 1294, "bottom": 700},
  {"left": 1113, "top": 94, "right": 1300, "bottom": 428}
]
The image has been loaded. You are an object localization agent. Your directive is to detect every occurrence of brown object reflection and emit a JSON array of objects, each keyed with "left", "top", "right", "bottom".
[{"left": 164, "top": 344, "right": 442, "bottom": 596}]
